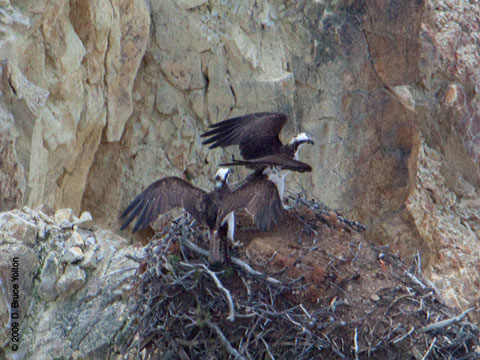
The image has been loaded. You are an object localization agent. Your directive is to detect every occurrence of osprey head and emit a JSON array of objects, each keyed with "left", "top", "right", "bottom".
[
  {"left": 214, "top": 167, "right": 231, "bottom": 188},
  {"left": 289, "top": 132, "right": 314, "bottom": 146},
  {"left": 289, "top": 132, "right": 314, "bottom": 160}
]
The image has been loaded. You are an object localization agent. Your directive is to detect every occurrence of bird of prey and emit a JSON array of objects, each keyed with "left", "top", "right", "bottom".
[
  {"left": 120, "top": 168, "right": 284, "bottom": 264},
  {"left": 201, "top": 112, "right": 314, "bottom": 200},
  {"left": 120, "top": 168, "right": 234, "bottom": 264},
  {"left": 201, "top": 112, "right": 314, "bottom": 161},
  {"left": 211, "top": 172, "right": 284, "bottom": 263}
]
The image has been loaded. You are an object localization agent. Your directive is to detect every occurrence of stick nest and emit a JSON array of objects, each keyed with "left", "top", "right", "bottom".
[{"left": 122, "top": 194, "right": 479, "bottom": 359}]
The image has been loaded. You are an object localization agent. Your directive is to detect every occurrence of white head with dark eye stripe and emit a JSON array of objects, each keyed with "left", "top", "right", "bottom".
[
  {"left": 289, "top": 132, "right": 314, "bottom": 146},
  {"left": 289, "top": 133, "right": 314, "bottom": 159},
  {"left": 215, "top": 168, "right": 231, "bottom": 188}
]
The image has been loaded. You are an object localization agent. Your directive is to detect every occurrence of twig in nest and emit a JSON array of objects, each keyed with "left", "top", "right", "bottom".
[
  {"left": 182, "top": 262, "right": 235, "bottom": 322},
  {"left": 207, "top": 321, "right": 247, "bottom": 360},
  {"left": 421, "top": 337, "right": 436, "bottom": 360},
  {"left": 261, "top": 338, "right": 275, "bottom": 360},
  {"left": 353, "top": 327, "right": 359, "bottom": 360},
  {"left": 285, "top": 190, "right": 366, "bottom": 232},
  {"left": 383, "top": 294, "right": 416, "bottom": 315},
  {"left": 291, "top": 207, "right": 318, "bottom": 243},
  {"left": 392, "top": 326, "right": 414, "bottom": 344},
  {"left": 415, "top": 250, "right": 423, "bottom": 275},
  {"left": 284, "top": 312, "right": 310, "bottom": 334},
  {"left": 299, "top": 303, "right": 312, "bottom": 320},
  {"left": 125, "top": 254, "right": 145, "bottom": 263},
  {"left": 179, "top": 236, "right": 209, "bottom": 257},
  {"left": 404, "top": 270, "right": 427, "bottom": 289},
  {"left": 419, "top": 307, "right": 476, "bottom": 333},
  {"left": 231, "top": 257, "right": 281, "bottom": 285},
  {"left": 349, "top": 240, "right": 363, "bottom": 263},
  {"left": 240, "top": 276, "right": 252, "bottom": 299},
  {"left": 180, "top": 236, "right": 281, "bottom": 285}
]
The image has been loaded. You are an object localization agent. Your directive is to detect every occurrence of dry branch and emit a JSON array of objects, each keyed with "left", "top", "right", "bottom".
[
  {"left": 419, "top": 307, "right": 476, "bottom": 333},
  {"left": 182, "top": 262, "right": 236, "bottom": 322},
  {"left": 121, "top": 193, "right": 480, "bottom": 360}
]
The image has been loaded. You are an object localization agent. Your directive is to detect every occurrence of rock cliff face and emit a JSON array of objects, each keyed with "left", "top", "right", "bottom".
[
  {"left": 0, "top": 0, "right": 479, "bottom": 328},
  {"left": 0, "top": 207, "right": 140, "bottom": 359}
]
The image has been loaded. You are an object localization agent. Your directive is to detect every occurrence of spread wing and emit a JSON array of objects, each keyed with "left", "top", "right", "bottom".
[
  {"left": 220, "top": 153, "right": 312, "bottom": 172},
  {"left": 217, "top": 178, "right": 283, "bottom": 231},
  {"left": 120, "top": 177, "right": 208, "bottom": 233},
  {"left": 201, "top": 112, "right": 287, "bottom": 159}
]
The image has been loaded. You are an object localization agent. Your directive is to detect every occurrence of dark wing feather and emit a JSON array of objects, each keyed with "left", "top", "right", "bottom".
[
  {"left": 217, "top": 178, "right": 283, "bottom": 231},
  {"left": 220, "top": 153, "right": 312, "bottom": 172},
  {"left": 120, "top": 177, "right": 208, "bottom": 233},
  {"left": 201, "top": 112, "right": 287, "bottom": 159}
]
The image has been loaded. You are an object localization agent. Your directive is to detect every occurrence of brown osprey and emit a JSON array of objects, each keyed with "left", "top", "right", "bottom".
[
  {"left": 211, "top": 173, "right": 283, "bottom": 263},
  {"left": 120, "top": 168, "right": 283, "bottom": 264},
  {"left": 120, "top": 168, "right": 233, "bottom": 263},
  {"left": 201, "top": 112, "right": 314, "bottom": 161},
  {"left": 201, "top": 112, "right": 314, "bottom": 200}
]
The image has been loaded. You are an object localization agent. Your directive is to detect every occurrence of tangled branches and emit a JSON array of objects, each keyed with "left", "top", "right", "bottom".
[
  {"left": 122, "top": 196, "right": 479, "bottom": 359},
  {"left": 124, "top": 216, "right": 342, "bottom": 359},
  {"left": 285, "top": 190, "right": 367, "bottom": 233}
]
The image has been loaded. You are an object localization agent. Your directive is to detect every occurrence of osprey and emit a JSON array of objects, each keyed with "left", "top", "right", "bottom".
[
  {"left": 120, "top": 168, "right": 284, "bottom": 264},
  {"left": 211, "top": 173, "right": 284, "bottom": 263},
  {"left": 120, "top": 168, "right": 234, "bottom": 264},
  {"left": 201, "top": 112, "right": 314, "bottom": 200},
  {"left": 201, "top": 112, "right": 314, "bottom": 161}
]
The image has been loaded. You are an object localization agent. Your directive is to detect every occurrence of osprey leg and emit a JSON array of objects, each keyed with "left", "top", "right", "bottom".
[{"left": 208, "top": 228, "right": 228, "bottom": 265}]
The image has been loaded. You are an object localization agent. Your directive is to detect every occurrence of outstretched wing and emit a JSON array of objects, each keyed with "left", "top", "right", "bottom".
[
  {"left": 120, "top": 177, "right": 208, "bottom": 233},
  {"left": 220, "top": 153, "right": 312, "bottom": 172},
  {"left": 201, "top": 112, "right": 287, "bottom": 159},
  {"left": 217, "top": 178, "right": 283, "bottom": 231}
]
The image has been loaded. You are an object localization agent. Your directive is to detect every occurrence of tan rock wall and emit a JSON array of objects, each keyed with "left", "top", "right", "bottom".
[
  {"left": 1, "top": 0, "right": 479, "bottom": 311},
  {"left": 0, "top": 207, "right": 140, "bottom": 358},
  {"left": 0, "top": 0, "right": 149, "bottom": 215}
]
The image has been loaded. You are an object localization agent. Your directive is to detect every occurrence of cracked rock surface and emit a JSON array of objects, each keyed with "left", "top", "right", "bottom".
[
  {"left": 0, "top": 207, "right": 141, "bottom": 359},
  {"left": 0, "top": 0, "right": 479, "bottom": 345}
]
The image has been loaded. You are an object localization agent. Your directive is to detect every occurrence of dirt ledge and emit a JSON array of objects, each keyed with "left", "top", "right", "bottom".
[{"left": 123, "top": 197, "right": 480, "bottom": 359}]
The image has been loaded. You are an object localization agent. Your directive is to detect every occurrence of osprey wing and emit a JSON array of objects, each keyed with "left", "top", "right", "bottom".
[
  {"left": 220, "top": 153, "right": 312, "bottom": 172},
  {"left": 201, "top": 112, "right": 287, "bottom": 159},
  {"left": 217, "top": 178, "right": 283, "bottom": 231},
  {"left": 120, "top": 177, "right": 208, "bottom": 233}
]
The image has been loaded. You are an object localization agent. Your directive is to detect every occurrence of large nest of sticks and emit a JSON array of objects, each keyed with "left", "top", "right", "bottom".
[{"left": 123, "top": 194, "right": 479, "bottom": 359}]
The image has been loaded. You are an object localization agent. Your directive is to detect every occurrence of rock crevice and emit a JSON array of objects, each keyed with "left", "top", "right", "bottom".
[{"left": 0, "top": 0, "right": 479, "bottom": 342}]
